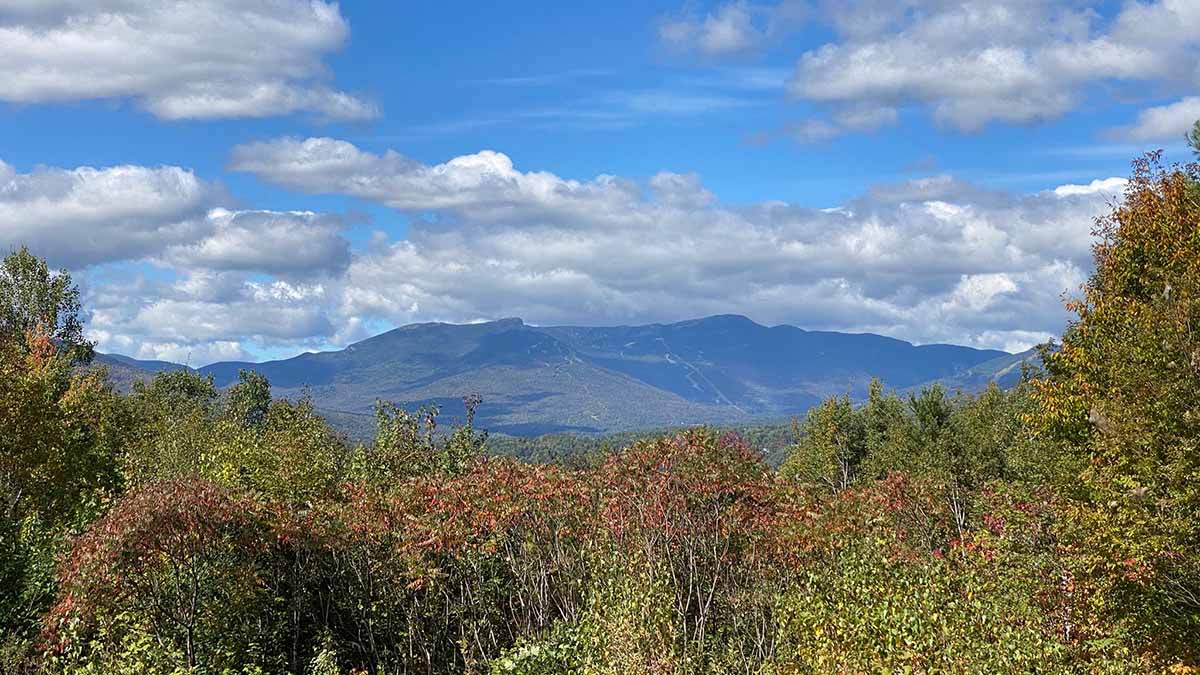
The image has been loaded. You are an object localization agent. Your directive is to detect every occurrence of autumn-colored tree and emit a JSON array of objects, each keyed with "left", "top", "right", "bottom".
[
  {"left": 47, "top": 480, "right": 274, "bottom": 673},
  {"left": 0, "top": 331, "right": 123, "bottom": 526},
  {"left": 593, "top": 430, "right": 778, "bottom": 669},
  {"left": 771, "top": 475, "right": 1085, "bottom": 672},
  {"left": 1031, "top": 152, "right": 1200, "bottom": 662},
  {"left": 0, "top": 329, "right": 125, "bottom": 667}
]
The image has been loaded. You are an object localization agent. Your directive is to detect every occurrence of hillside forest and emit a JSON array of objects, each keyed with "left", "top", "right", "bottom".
[{"left": 1, "top": 148, "right": 1199, "bottom": 672}]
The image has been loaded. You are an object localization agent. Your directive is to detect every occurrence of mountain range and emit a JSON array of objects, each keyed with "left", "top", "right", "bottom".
[{"left": 95, "top": 315, "right": 1037, "bottom": 437}]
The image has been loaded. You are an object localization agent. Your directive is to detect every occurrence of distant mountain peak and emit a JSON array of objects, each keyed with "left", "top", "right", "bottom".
[
  {"left": 488, "top": 317, "right": 525, "bottom": 328},
  {"left": 676, "top": 314, "right": 760, "bottom": 328},
  {"left": 97, "top": 315, "right": 1015, "bottom": 437},
  {"left": 390, "top": 316, "right": 525, "bottom": 331}
]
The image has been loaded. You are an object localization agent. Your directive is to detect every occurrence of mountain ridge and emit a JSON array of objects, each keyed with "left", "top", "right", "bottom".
[{"left": 95, "top": 314, "right": 1023, "bottom": 437}]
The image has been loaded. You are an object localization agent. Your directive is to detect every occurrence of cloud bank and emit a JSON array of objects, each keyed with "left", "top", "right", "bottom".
[{"left": 2, "top": 143, "right": 1124, "bottom": 362}]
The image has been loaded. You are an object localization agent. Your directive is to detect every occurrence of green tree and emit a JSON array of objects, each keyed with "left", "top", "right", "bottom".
[
  {"left": 125, "top": 370, "right": 348, "bottom": 504},
  {"left": 857, "top": 379, "right": 911, "bottom": 476},
  {"left": 230, "top": 396, "right": 348, "bottom": 504},
  {"left": 781, "top": 395, "right": 866, "bottom": 492},
  {"left": 224, "top": 369, "right": 271, "bottom": 429},
  {"left": 1188, "top": 119, "right": 1200, "bottom": 159},
  {"left": 907, "top": 386, "right": 954, "bottom": 454},
  {"left": 123, "top": 370, "right": 219, "bottom": 486},
  {"left": 132, "top": 369, "right": 218, "bottom": 413},
  {"left": 858, "top": 386, "right": 952, "bottom": 480},
  {"left": 353, "top": 395, "right": 487, "bottom": 483},
  {"left": 1032, "top": 153, "right": 1200, "bottom": 662},
  {"left": 0, "top": 246, "right": 93, "bottom": 363}
]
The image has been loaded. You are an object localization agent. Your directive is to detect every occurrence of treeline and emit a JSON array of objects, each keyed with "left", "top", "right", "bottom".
[
  {"left": 488, "top": 422, "right": 796, "bottom": 468},
  {"left": 1, "top": 150, "right": 1198, "bottom": 672}
]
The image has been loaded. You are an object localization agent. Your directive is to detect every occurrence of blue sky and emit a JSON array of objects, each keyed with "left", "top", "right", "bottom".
[{"left": 1, "top": 0, "right": 1198, "bottom": 364}]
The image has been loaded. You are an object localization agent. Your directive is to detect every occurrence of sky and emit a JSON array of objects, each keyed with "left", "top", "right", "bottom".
[{"left": 1, "top": 0, "right": 1198, "bottom": 365}]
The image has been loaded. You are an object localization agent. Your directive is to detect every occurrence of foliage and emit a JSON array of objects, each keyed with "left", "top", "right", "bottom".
[
  {"left": 0, "top": 328, "right": 125, "bottom": 667},
  {"left": 352, "top": 395, "right": 488, "bottom": 483},
  {"left": 487, "top": 420, "right": 798, "bottom": 468},
  {"left": 0, "top": 331, "right": 124, "bottom": 527},
  {"left": 46, "top": 479, "right": 275, "bottom": 673},
  {"left": 784, "top": 380, "right": 1044, "bottom": 535},
  {"left": 0, "top": 252, "right": 114, "bottom": 661},
  {"left": 772, "top": 477, "right": 1075, "bottom": 672},
  {"left": 587, "top": 430, "right": 778, "bottom": 670},
  {"left": 225, "top": 369, "right": 272, "bottom": 429},
  {"left": 0, "top": 246, "right": 93, "bottom": 364},
  {"left": 780, "top": 394, "right": 865, "bottom": 492},
  {"left": 1031, "top": 152, "right": 1200, "bottom": 664}
]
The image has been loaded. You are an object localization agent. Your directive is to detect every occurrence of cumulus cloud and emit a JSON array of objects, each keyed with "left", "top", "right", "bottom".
[
  {"left": 676, "top": 0, "right": 1199, "bottom": 137},
  {"left": 0, "top": 0, "right": 376, "bottom": 120},
  {"left": 228, "top": 137, "right": 646, "bottom": 220},
  {"left": 231, "top": 136, "right": 1124, "bottom": 352},
  {"left": 1117, "top": 97, "right": 1200, "bottom": 141},
  {"left": 84, "top": 270, "right": 336, "bottom": 363},
  {"left": 0, "top": 159, "right": 217, "bottom": 267},
  {"left": 164, "top": 208, "right": 351, "bottom": 277},
  {"left": 1052, "top": 177, "right": 1128, "bottom": 197},
  {"left": 0, "top": 158, "right": 353, "bottom": 277}
]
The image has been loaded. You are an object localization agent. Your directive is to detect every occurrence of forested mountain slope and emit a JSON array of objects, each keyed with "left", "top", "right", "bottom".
[{"left": 97, "top": 315, "right": 1009, "bottom": 435}]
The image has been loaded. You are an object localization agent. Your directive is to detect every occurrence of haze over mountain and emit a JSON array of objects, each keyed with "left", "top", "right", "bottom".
[{"left": 96, "top": 314, "right": 1030, "bottom": 437}]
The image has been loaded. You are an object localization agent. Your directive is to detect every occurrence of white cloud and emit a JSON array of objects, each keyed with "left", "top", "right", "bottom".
[
  {"left": 783, "top": 105, "right": 900, "bottom": 144},
  {"left": 0, "top": 0, "right": 376, "bottom": 120},
  {"left": 674, "top": 0, "right": 1200, "bottom": 136},
  {"left": 84, "top": 270, "right": 336, "bottom": 363},
  {"left": 661, "top": 2, "right": 758, "bottom": 55},
  {"left": 659, "top": 0, "right": 807, "bottom": 56},
  {"left": 945, "top": 273, "right": 1018, "bottom": 313},
  {"left": 1052, "top": 177, "right": 1128, "bottom": 197},
  {"left": 165, "top": 208, "right": 351, "bottom": 277},
  {"left": 90, "top": 328, "right": 251, "bottom": 365},
  {"left": 1117, "top": 97, "right": 1200, "bottom": 141},
  {"left": 128, "top": 297, "right": 332, "bottom": 343},
  {"left": 7, "top": 143, "right": 1127, "bottom": 361},
  {"left": 0, "top": 159, "right": 216, "bottom": 267},
  {"left": 0, "top": 158, "right": 352, "bottom": 277},
  {"left": 228, "top": 137, "right": 645, "bottom": 220}
]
